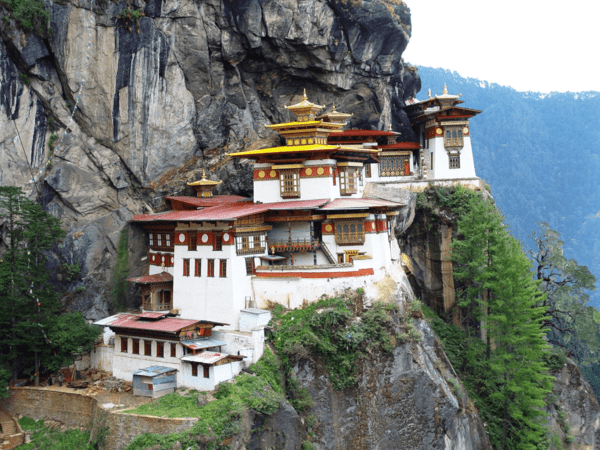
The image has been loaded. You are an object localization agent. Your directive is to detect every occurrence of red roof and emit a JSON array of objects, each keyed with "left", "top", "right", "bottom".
[
  {"left": 331, "top": 129, "right": 396, "bottom": 137},
  {"left": 379, "top": 142, "right": 421, "bottom": 150},
  {"left": 319, "top": 198, "right": 403, "bottom": 210},
  {"left": 133, "top": 199, "right": 331, "bottom": 223},
  {"left": 109, "top": 316, "right": 200, "bottom": 333},
  {"left": 137, "top": 312, "right": 168, "bottom": 319},
  {"left": 128, "top": 272, "right": 173, "bottom": 284},
  {"left": 166, "top": 195, "right": 246, "bottom": 210}
]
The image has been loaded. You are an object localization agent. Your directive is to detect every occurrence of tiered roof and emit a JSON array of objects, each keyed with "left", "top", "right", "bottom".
[{"left": 230, "top": 91, "right": 378, "bottom": 161}]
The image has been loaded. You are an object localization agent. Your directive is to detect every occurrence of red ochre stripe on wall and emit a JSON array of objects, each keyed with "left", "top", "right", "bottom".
[{"left": 256, "top": 268, "right": 374, "bottom": 279}]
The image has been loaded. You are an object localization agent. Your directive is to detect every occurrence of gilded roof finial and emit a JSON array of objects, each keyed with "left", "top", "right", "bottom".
[
  {"left": 302, "top": 88, "right": 308, "bottom": 101},
  {"left": 201, "top": 168, "right": 207, "bottom": 180},
  {"left": 332, "top": 103, "right": 337, "bottom": 112},
  {"left": 443, "top": 84, "right": 448, "bottom": 95},
  {"left": 388, "top": 123, "right": 393, "bottom": 131},
  {"left": 427, "top": 88, "right": 432, "bottom": 98}
]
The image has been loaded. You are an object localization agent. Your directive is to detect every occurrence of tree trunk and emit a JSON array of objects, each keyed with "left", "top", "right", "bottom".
[{"left": 34, "top": 350, "right": 40, "bottom": 387}]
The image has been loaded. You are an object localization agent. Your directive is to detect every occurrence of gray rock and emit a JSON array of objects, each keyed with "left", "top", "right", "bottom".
[
  {"left": 0, "top": 0, "right": 420, "bottom": 319},
  {"left": 293, "top": 318, "right": 493, "bottom": 450},
  {"left": 196, "top": 393, "right": 216, "bottom": 408}
]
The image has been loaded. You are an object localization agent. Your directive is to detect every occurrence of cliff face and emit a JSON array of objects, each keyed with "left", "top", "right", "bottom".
[
  {"left": 0, "top": 0, "right": 420, "bottom": 317},
  {"left": 292, "top": 316, "right": 493, "bottom": 449}
]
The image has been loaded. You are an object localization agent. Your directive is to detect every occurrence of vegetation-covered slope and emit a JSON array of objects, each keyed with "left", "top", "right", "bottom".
[{"left": 417, "top": 67, "right": 600, "bottom": 308}]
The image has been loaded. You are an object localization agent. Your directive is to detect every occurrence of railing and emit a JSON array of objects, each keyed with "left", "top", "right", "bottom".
[
  {"left": 256, "top": 263, "right": 353, "bottom": 271},
  {"left": 269, "top": 238, "right": 316, "bottom": 252},
  {"left": 318, "top": 240, "right": 336, "bottom": 264}
]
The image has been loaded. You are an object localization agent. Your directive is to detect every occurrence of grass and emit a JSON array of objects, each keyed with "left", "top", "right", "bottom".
[
  {"left": 0, "top": 0, "right": 50, "bottom": 37},
  {"left": 16, "top": 417, "right": 97, "bottom": 450},
  {"left": 124, "top": 374, "right": 284, "bottom": 450}
]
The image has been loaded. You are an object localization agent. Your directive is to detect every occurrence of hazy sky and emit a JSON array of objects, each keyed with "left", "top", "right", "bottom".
[{"left": 402, "top": 0, "right": 600, "bottom": 93}]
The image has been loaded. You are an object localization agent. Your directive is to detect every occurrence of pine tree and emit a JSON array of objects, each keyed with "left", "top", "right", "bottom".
[
  {"left": 485, "top": 236, "right": 552, "bottom": 449},
  {"left": 0, "top": 187, "right": 99, "bottom": 389},
  {"left": 450, "top": 191, "right": 553, "bottom": 449}
]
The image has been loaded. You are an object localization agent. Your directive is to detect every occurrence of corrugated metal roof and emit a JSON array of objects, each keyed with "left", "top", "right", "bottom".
[
  {"left": 330, "top": 129, "right": 396, "bottom": 137},
  {"left": 319, "top": 198, "right": 403, "bottom": 210},
  {"left": 166, "top": 195, "right": 246, "bottom": 209},
  {"left": 109, "top": 316, "right": 200, "bottom": 333},
  {"left": 133, "top": 366, "right": 177, "bottom": 377},
  {"left": 93, "top": 313, "right": 137, "bottom": 326},
  {"left": 133, "top": 199, "right": 331, "bottom": 223},
  {"left": 263, "top": 199, "right": 330, "bottom": 210},
  {"left": 180, "top": 339, "right": 226, "bottom": 350},
  {"left": 136, "top": 312, "right": 168, "bottom": 319},
  {"left": 379, "top": 142, "right": 421, "bottom": 150},
  {"left": 181, "top": 352, "right": 230, "bottom": 365},
  {"left": 128, "top": 272, "right": 173, "bottom": 284}
]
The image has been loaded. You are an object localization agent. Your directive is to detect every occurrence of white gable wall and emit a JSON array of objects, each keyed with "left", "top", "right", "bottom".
[{"left": 428, "top": 136, "right": 476, "bottom": 180}]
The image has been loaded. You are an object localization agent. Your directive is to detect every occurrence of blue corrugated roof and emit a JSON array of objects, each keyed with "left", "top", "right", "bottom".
[
  {"left": 133, "top": 366, "right": 177, "bottom": 377},
  {"left": 180, "top": 338, "right": 226, "bottom": 350}
]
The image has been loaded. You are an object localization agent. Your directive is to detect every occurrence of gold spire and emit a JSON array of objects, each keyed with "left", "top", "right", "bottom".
[
  {"left": 284, "top": 90, "right": 324, "bottom": 121},
  {"left": 443, "top": 84, "right": 448, "bottom": 95},
  {"left": 187, "top": 169, "right": 222, "bottom": 198},
  {"left": 428, "top": 88, "right": 432, "bottom": 98}
]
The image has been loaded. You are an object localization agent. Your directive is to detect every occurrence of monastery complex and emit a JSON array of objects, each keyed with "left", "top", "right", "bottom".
[{"left": 92, "top": 86, "right": 482, "bottom": 394}]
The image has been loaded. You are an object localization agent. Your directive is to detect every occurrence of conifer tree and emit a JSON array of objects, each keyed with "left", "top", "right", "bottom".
[
  {"left": 0, "top": 187, "right": 99, "bottom": 389},
  {"left": 450, "top": 191, "right": 552, "bottom": 449},
  {"left": 484, "top": 236, "right": 552, "bottom": 449}
]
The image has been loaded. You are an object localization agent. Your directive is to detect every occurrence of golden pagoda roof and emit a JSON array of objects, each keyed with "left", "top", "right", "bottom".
[
  {"left": 284, "top": 89, "right": 324, "bottom": 115},
  {"left": 316, "top": 104, "right": 353, "bottom": 123},
  {"left": 265, "top": 121, "right": 345, "bottom": 131},
  {"left": 230, "top": 144, "right": 378, "bottom": 158},
  {"left": 187, "top": 169, "right": 222, "bottom": 187}
]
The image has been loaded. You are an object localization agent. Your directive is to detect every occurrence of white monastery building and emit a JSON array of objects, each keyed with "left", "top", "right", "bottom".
[{"left": 92, "top": 87, "right": 482, "bottom": 391}]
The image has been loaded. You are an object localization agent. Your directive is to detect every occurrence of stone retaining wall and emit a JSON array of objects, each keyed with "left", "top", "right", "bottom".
[{"left": 0, "top": 388, "right": 198, "bottom": 450}]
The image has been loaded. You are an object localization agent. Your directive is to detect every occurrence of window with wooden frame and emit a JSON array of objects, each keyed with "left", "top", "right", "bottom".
[
  {"left": 166, "top": 233, "right": 171, "bottom": 247},
  {"left": 158, "top": 290, "right": 171, "bottom": 310},
  {"left": 449, "top": 154, "right": 461, "bottom": 169},
  {"left": 188, "top": 232, "right": 197, "bottom": 251},
  {"left": 149, "top": 233, "right": 154, "bottom": 246},
  {"left": 202, "top": 364, "right": 210, "bottom": 378},
  {"left": 364, "top": 164, "right": 372, "bottom": 178},
  {"left": 144, "top": 340, "right": 152, "bottom": 356},
  {"left": 245, "top": 257, "right": 255, "bottom": 275},
  {"left": 279, "top": 170, "right": 300, "bottom": 198},
  {"left": 143, "top": 292, "right": 152, "bottom": 310},
  {"left": 219, "top": 259, "right": 227, "bottom": 278},
  {"left": 157, "top": 234, "right": 162, "bottom": 247},
  {"left": 207, "top": 259, "right": 215, "bottom": 277},
  {"left": 121, "top": 337, "right": 128, "bottom": 353},
  {"left": 338, "top": 168, "right": 358, "bottom": 195},
  {"left": 236, "top": 234, "right": 266, "bottom": 255},
  {"left": 335, "top": 221, "right": 365, "bottom": 245},
  {"left": 171, "top": 343, "right": 177, "bottom": 357},
  {"left": 444, "top": 127, "right": 463, "bottom": 147},
  {"left": 191, "top": 363, "right": 198, "bottom": 377},
  {"left": 183, "top": 259, "right": 190, "bottom": 277},
  {"left": 157, "top": 341, "right": 164, "bottom": 358},
  {"left": 379, "top": 156, "right": 410, "bottom": 177},
  {"left": 132, "top": 339, "right": 140, "bottom": 355},
  {"left": 195, "top": 259, "right": 202, "bottom": 277},
  {"left": 213, "top": 233, "right": 222, "bottom": 251}
]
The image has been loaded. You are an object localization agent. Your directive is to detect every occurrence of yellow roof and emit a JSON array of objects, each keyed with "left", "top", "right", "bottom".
[
  {"left": 187, "top": 170, "right": 222, "bottom": 186},
  {"left": 266, "top": 121, "right": 322, "bottom": 129},
  {"left": 285, "top": 89, "right": 324, "bottom": 111},
  {"left": 230, "top": 144, "right": 378, "bottom": 157}
]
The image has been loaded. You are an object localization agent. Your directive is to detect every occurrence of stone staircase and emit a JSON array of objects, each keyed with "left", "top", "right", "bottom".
[{"left": 0, "top": 408, "right": 24, "bottom": 450}]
